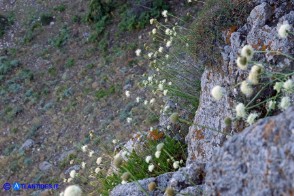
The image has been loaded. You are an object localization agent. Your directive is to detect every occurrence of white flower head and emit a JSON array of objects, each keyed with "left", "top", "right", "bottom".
[
  {"left": 145, "top": 155, "right": 152, "bottom": 163},
  {"left": 148, "top": 75, "right": 153, "bottom": 82},
  {"left": 240, "top": 81, "right": 253, "bottom": 97},
  {"left": 121, "top": 180, "right": 127, "bottom": 184},
  {"left": 148, "top": 164, "right": 155, "bottom": 172},
  {"left": 81, "top": 162, "right": 86, "bottom": 169},
  {"left": 279, "top": 97, "right": 291, "bottom": 110},
  {"left": 136, "top": 97, "right": 141, "bottom": 103},
  {"left": 162, "top": 10, "right": 168, "bottom": 17},
  {"left": 236, "top": 56, "right": 248, "bottom": 70},
  {"left": 112, "top": 139, "right": 118, "bottom": 144},
  {"left": 241, "top": 45, "right": 254, "bottom": 60},
  {"left": 165, "top": 28, "right": 172, "bottom": 35},
  {"left": 163, "top": 89, "right": 168, "bottom": 96},
  {"left": 166, "top": 40, "right": 172, "bottom": 48},
  {"left": 67, "top": 178, "right": 73, "bottom": 183},
  {"left": 125, "top": 90, "right": 130, "bottom": 98},
  {"left": 155, "top": 151, "right": 161, "bottom": 158},
  {"left": 246, "top": 113, "right": 259, "bottom": 125},
  {"left": 69, "top": 170, "right": 76, "bottom": 178},
  {"left": 158, "top": 46, "right": 164, "bottom": 53},
  {"left": 88, "top": 150, "right": 94, "bottom": 157},
  {"left": 148, "top": 52, "right": 153, "bottom": 59},
  {"left": 96, "top": 157, "right": 102, "bottom": 165},
  {"left": 274, "top": 82, "right": 284, "bottom": 93},
  {"left": 152, "top": 28, "right": 157, "bottom": 34},
  {"left": 144, "top": 100, "right": 148, "bottom": 105},
  {"left": 283, "top": 79, "right": 293, "bottom": 92},
  {"left": 248, "top": 64, "right": 263, "bottom": 85},
  {"left": 64, "top": 185, "right": 82, "bottom": 196},
  {"left": 156, "top": 143, "right": 164, "bottom": 151},
  {"left": 150, "top": 18, "right": 155, "bottom": 25},
  {"left": 173, "top": 161, "right": 179, "bottom": 169},
  {"left": 81, "top": 145, "right": 88, "bottom": 152},
  {"left": 267, "top": 100, "right": 276, "bottom": 111},
  {"left": 165, "top": 54, "right": 169, "bottom": 59},
  {"left": 95, "top": 167, "right": 101, "bottom": 174},
  {"left": 158, "top": 83, "right": 164, "bottom": 91},
  {"left": 211, "top": 85, "right": 224, "bottom": 101},
  {"left": 236, "top": 103, "right": 246, "bottom": 118},
  {"left": 127, "top": 117, "right": 132, "bottom": 124},
  {"left": 278, "top": 21, "right": 291, "bottom": 38},
  {"left": 150, "top": 98, "right": 155, "bottom": 104},
  {"left": 135, "top": 49, "right": 141, "bottom": 56}
]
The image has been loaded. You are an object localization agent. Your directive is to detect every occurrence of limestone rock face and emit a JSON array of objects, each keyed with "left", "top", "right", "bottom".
[
  {"left": 205, "top": 107, "right": 294, "bottom": 195},
  {"left": 110, "top": 172, "right": 173, "bottom": 196},
  {"left": 110, "top": 1, "right": 294, "bottom": 195},
  {"left": 186, "top": 0, "right": 294, "bottom": 164}
]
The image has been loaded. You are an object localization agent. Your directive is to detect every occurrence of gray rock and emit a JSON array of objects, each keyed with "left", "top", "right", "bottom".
[
  {"left": 64, "top": 165, "right": 80, "bottom": 174},
  {"left": 247, "top": 3, "right": 272, "bottom": 28},
  {"left": 205, "top": 107, "right": 294, "bottom": 195},
  {"left": 177, "top": 185, "right": 204, "bottom": 196},
  {"left": 39, "top": 161, "right": 52, "bottom": 171},
  {"left": 56, "top": 149, "right": 75, "bottom": 163},
  {"left": 186, "top": 0, "right": 294, "bottom": 164},
  {"left": 20, "top": 139, "right": 34, "bottom": 151},
  {"left": 168, "top": 162, "right": 205, "bottom": 193},
  {"left": 110, "top": 172, "right": 173, "bottom": 196}
]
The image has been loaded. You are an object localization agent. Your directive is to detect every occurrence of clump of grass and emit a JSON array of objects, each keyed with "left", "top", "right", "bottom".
[
  {"left": 54, "top": 4, "right": 66, "bottom": 12},
  {"left": 52, "top": 26, "right": 70, "bottom": 48},
  {"left": 188, "top": 0, "right": 253, "bottom": 64},
  {"left": 40, "top": 13, "right": 54, "bottom": 26},
  {"left": 64, "top": 58, "right": 75, "bottom": 68},
  {"left": 0, "top": 15, "right": 9, "bottom": 38},
  {"left": 99, "top": 135, "right": 186, "bottom": 195},
  {"left": 86, "top": 0, "right": 116, "bottom": 23},
  {"left": 137, "top": 10, "right": 204, "bottom": 116},
  {"left": 62, "top": 132, "right": 186, "bottom": 195},
  {"left": 118, "top": 0, "right": 169, "bottom": 31},
  {"left": 0, "top": 56, "right": 20, "bottom": 80},
  {"left": 3, "top": 106, "right": 23, "bottom": 122},
  {"left": 95, "top": 85, "right": 116, "bottom": 101}
]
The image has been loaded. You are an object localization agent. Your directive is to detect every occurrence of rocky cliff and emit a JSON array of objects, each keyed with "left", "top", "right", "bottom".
[{"left": 110, "top": 0, "right": 294, "bottom": 195}]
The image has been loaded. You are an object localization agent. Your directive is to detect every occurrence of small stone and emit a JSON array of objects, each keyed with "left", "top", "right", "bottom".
[
  {"left": 92, "top": 82, "right": 98, "bottom": 89},
  {"left": 20, "top": 139, "right": 34, "bottom": 151},
  {"left": 39, "top": 161, "right": 52, "bottom": 171},
  {"left": 65, "top": 165, "right": 80, "bottom": 174}
]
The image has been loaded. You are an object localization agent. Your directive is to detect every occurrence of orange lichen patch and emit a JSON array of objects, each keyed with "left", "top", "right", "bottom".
[
  {"left": 147, "top": 129, "right": 164, "bottom": 141},
  {"left": 195, "top": 129, "right": 205, "bottom": 140},
  {"left": 261, "top": 41, "right": 272, "bottom": 51},
  {"left": 225, "top": 25, "right": 238, "bottom": 44},
  {"left": 262, "top": 120, "right": 275, "bottom": 140},
  {"left": 251, "top": 39, "right": 263, "bottom": 50}
]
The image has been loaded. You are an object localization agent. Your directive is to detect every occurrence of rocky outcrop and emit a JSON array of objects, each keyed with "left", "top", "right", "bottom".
[
  {"left": 110, "top": 0, "right": 294, "bottom": 195},
  {"left": 206, "top": 106, "right": 294, "bottom": 195},
  {"left": 110, "top": 163, "right": 205, "bottom": 196},
  {"left": 186, "top": 0, "right": 294, "bottom": 164},
  {"left": 111, "top": 172, "right": 173, "bottom": 196}
]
